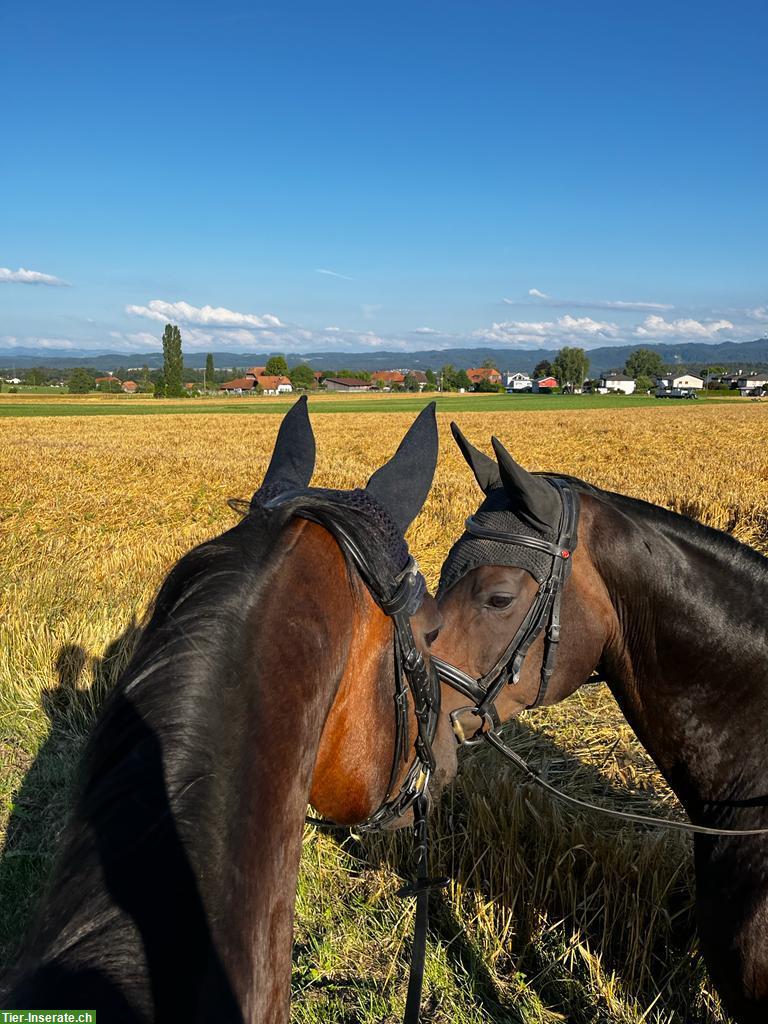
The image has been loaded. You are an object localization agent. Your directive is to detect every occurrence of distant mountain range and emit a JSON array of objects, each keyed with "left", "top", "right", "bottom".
[{"left": 2, "top": 338, "right": 768, "bottom": 377}]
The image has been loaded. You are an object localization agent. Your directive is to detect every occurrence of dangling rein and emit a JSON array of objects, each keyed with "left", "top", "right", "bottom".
[{"left": 482, "top": 730, "right": 768, "bottom": 837}]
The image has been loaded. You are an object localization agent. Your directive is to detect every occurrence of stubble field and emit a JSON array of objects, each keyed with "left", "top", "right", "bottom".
[{"left": 1, "top": 402, "right": 767, "bottom": 1022}]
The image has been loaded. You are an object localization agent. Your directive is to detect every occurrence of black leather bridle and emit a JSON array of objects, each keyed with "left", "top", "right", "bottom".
[
  {"left": 249, "top": 491, "right": 438, "bottom": 835},
  {"left": 433, "top": 477, "right": 578, "bottom": 743},
  {"left": 256, "top": 491, "right": 445, "bottom": 1024},
  {"left": 431, "top": 478, "right": 768, "bottom": 838},
  {"left": 259, "top": 491, "right": 442, "bottom": 832}
]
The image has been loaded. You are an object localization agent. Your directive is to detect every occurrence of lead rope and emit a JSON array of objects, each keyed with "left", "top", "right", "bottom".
[
  {"left": 396, "top": 793, "right": 449, "bottom": 1024},
  {"left": 306, "top": 799, "right": 448, "bottom": 1023},
  {"left": 484, "top": 731, "right": 768, "bottom": 836}
]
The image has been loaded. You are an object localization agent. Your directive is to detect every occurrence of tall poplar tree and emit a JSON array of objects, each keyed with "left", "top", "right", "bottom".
[
  {"left": 162, "top": 324, "right": 185, "bottom": 397},
  {"left": 205, "top": 353, "right": 215, "bottom": 389}
]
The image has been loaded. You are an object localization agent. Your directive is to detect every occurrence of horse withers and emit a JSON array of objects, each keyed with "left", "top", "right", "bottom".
[
  {"left": 1, "top": 398, "right": 457, "bottom": 1023},
  {"left": 431, "top": 422, "right": 768, "bottom": 1024}
]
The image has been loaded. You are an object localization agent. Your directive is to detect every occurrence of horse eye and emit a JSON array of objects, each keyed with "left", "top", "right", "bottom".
[
  {"left": 488, "top": 594, "right": 515, "bottom": 610},
  {"left": 424, "top": 627, "right": 440, "bottom": 647}
]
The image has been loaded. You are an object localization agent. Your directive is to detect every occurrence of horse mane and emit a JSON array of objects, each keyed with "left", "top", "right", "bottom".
[{"left": 547, "top": 471, "right": 768, "bottom": 581}]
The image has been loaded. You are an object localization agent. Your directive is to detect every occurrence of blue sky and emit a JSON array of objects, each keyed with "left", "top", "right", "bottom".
[{"left": 2, "top": 0, "right": 766, "bottom": 354}]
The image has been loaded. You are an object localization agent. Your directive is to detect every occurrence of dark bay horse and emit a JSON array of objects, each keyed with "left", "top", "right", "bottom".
[
  {"left": 1, "top": 398, "right": 457, "bottom": 1022},
  {"left": 432, "top": 423, "right": 768, "bottom": 1024}
]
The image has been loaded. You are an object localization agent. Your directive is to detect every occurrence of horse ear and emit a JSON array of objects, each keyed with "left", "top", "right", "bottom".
[
  {"left": 252, "top": 395, "right": 315, "bottom": 502},
  {"left": 450, "top": 422, "right": 501, "bottom": 493},
  {"left": 490, "top": 436, "right": 561, "bottom": 533},
  {"left": 365, "top": 402, "right": 438, "bottom": 532}
]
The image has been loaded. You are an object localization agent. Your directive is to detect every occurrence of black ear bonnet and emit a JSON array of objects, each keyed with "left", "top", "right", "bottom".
[
  {"left": 438, "top": 426, "right": 578, "bottom": 594},
  {"left": 245, "top": 398, "right": 438, "bottom": 594},
  {"left": 438, "top": 487, "right": 561, "bottom": 592}
]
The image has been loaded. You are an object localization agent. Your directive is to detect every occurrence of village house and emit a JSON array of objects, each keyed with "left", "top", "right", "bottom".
[
  {"left": 599, "top": 372, "right": 636, "bottom": 395},
  {"left": 255, "top": 375, "right": 293, "bottom": 395},
  {"left": 220, "top": 377, "right": 257, "bottom": 394},
  {"left": 711, "top": 373, "right": 741, "bottom": 388},
  {"left": 532, "top": 375, "right": 558, "bottom": 392},
  {"left": 504, "top": 371, "right": 533, "bottom": 391},
  {"left": 220, "top": 374, "right": 292, "bottom": 395},
  {"left": 467, "top": 367, "right": 502, "bottom": 387},
  {"left": 121, "top": 380, "right": 138, "bottom": 393},
  {"left": 95, "top": 375, "right": 121, "bottom": 388},
  {"left": 657, "top": 372, "right": 705, "bottom": 390},
  {"left": 323, "top": 377, "right": 372, "bottom": 392},
  {"left": 370, "top": 370, "right": 405, "bottom": 388},
  {"left": 370, "top": 369, "right": 428, "bottom": 390},
  {"left": 736, "top": 373, "right": 768, "bottom": 395}
]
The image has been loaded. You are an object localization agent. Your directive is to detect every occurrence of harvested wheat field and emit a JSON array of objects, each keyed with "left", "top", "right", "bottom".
[{"left": 2, "top": 402, "right": 767, "bottom": 1022}]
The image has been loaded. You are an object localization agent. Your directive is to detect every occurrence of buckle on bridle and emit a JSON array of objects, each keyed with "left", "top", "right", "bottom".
[{"left": 450, "top": 706, "right": 495, "bottom": 745}]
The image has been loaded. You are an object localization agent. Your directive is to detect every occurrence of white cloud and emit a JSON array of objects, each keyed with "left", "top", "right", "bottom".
[
  {"left": 632, "top": 315, "right": 734, "bottom": 340},
  {"left": 125, "top": 299, "right": 282, "bottom": 329},
  {"left": 414, "top": 326, "right": 439, "bottom": 334},
  {"left": 0, "top": 267, "right": 68, "bottom": 286},
  {"left": 316, "top": 268, "right": 355, "bottom": 281},
  {"left": 601, "top": 300, "right": 674, "bottom": 311},
  {"left": 475, "top": 314, "right": 621, "bottom": 347},
  {"left": 361, "top": 304, "right": 382, "bottom": 320},
  {"left": 324, "top": 325, "right": 340, "bottom": 331},
  {"left": 746, "top": 305, "right": 768, "bottom": 322},
  {"left": 474, "top": 310, "right": 742, "bottom": 347},
  {"left": 506, "top": 291, "right": 673, "bottom": 313}
]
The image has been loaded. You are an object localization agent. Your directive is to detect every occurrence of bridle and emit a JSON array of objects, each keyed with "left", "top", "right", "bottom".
[
  {"left": 253, "top": 490, "right": 446, "bottom": 1024},
  {"left": 258, "top": 490, "right": 442, "bottom": 831},
  {"left": 433, "top": 477, "right": 578, "bottom": 743},
  {"left": 431, "top": 477, "right": 768, "bottom": 838}
]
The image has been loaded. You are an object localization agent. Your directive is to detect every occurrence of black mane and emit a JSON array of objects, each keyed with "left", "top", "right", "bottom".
[{"left": 549, "top": 472, "right": 768, "bottom": 581}]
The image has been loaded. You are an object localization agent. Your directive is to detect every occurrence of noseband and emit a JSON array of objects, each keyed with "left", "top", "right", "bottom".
[
  {"left": 433, "top": 477, "right": 578, "bottom": 743},
  {"left": 431, "top": 479, "right": 768, "bottom": 839},
  {"left": 259, "top": 491, "right": 442, "bottom": 832}
]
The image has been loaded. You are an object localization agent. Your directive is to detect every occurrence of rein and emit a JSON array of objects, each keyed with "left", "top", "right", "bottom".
[
  {"left": 484, "top": 731, "right": 768, "bottom": 837},
  {"left": 434, "top": 477, "right": 768, "bottom": 839}
]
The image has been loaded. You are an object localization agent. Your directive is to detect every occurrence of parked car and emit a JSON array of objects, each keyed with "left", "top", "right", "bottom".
[{"left": 655, "top": 387, "right": 698, "bottom": 400}]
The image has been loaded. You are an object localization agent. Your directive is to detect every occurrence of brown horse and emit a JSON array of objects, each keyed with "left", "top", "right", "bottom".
[
  {"left": 432, "top": 423, "right": 768, "bottom": 1024},
  {"left": 1, "top": 398, "right": 457, "bottom": 1023}
]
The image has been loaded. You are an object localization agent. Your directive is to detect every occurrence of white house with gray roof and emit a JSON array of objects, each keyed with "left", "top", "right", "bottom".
[{"left": 599, "top": 372, "right": 636, "bottom": 395}]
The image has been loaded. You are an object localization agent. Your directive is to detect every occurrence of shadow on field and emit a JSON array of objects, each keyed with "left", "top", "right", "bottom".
[
  {"left": 0, "top": 622, "right": 141, "bottom": 969},
  {"left": 345, "top": 712, "right": 713, "bottom": 1024}
]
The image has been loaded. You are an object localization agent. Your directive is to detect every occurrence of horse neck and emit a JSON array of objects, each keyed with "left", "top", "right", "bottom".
[
  {"left": 212, "top": 519, "right": 364, "bottom": 1021},
  {"left": 10, "top": 519, "right": 368, "bottom": 1023},
  {"left": 591, "top": 494, "right": 768, "bottom": 814}
]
